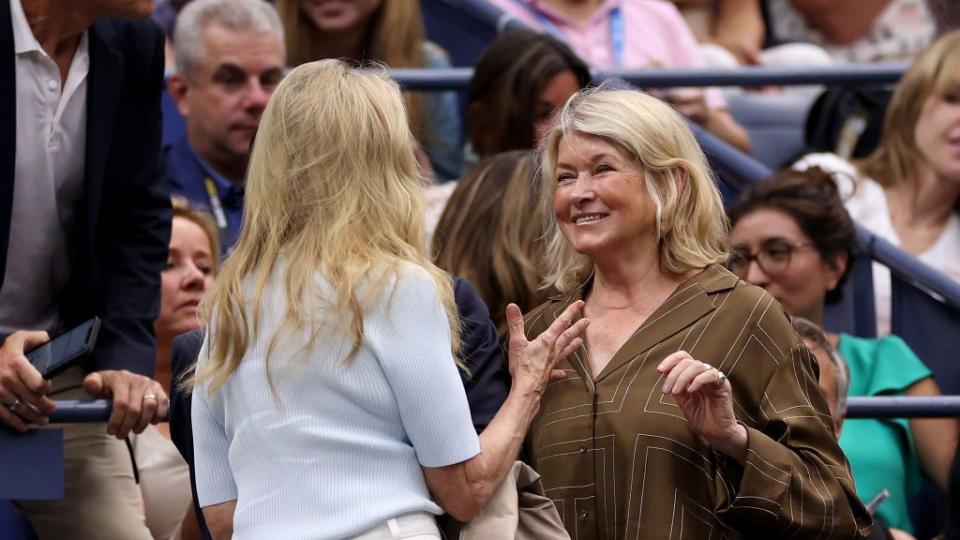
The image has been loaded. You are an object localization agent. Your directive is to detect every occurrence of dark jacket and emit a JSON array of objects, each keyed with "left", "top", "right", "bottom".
[
  {"left": 0, "top": 11, "right": 171, "bottom": 375},
  {"left": 169, "top": 277, "right": 510, "bottom": 537}
]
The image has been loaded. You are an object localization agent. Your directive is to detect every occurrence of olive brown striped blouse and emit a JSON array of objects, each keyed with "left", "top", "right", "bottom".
[{"left": 523, "top": 265, "right": 872, "bottom": 540}]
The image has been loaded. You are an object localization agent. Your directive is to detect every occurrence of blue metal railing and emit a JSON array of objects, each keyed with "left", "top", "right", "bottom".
[
  {"left": 33, "top": 397, "right": 960, "bottom": 420},
  {"left": 845, "top": 397, "right": 960, "bottom": 419},
  {"left": 388, "top": 64, "right": 907, "bottom": 91},
  {"left": 48, "top": 399, "right": 112, "bottom": 423}
]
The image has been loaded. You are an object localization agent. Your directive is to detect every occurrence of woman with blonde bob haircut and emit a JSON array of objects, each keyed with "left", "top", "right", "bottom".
[
  {"left": 189, "top": 60, "right": 589, "bottom": 540},
  {"left": 523, "top": 87, "right": 871, "bottom": 539}
]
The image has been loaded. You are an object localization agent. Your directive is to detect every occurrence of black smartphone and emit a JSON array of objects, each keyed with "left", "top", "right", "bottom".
[{"left": 25, "top": 318, "right": 101, "bottom": 379}]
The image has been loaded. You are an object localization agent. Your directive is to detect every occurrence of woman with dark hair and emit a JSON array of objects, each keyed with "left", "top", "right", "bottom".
[
  {"left": 465, "top": 30, "right": 591, "bottom": 162},
  {"left": 486, "top": 0, "right": 752, "bottom": 152},
  {"left": 729, "top": 168, "right": 959, "bottom": 537},
  {"left": 433, "top": 151, "right": 548, "bottom": 339}
]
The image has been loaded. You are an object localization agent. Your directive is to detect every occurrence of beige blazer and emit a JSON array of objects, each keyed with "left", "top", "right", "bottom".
[{"left": 439, "top": 460, "right": 570, "bottom": 540}]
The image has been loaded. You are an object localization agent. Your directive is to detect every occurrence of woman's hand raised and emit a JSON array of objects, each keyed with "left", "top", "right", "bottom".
[
  {"left": 505, "top": 300, "right": 589, "bottom": 396},
  {"left": 658, "top": 350, "right": 748, "bottom": 462}
]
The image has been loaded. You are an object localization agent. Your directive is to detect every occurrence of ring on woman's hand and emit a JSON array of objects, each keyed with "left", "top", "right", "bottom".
[
  {"left": 9, "top": 398, "right": 22, "bottom": 414},
  {"left": 714, "top": 370, "right": 727, "bottom": 388},
  {"left": 143, "top": 394, "right": 158, "bottom": 402}
]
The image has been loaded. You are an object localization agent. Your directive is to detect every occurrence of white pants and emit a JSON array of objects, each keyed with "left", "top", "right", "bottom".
[{"left": 351, "top": 512, "right": 441, "bottom": 540}]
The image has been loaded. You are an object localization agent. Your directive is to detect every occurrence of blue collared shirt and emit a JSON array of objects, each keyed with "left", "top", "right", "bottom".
[{"left": 164, "top": 135, "right": 243, "bottom": 254}]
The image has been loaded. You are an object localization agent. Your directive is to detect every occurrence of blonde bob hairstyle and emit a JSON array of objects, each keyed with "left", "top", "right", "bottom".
[
  {"left": 858, "top": 29, "right": 960, "bottom": 189},
  {"left": 194, "top": 60, "right": 460, "bottom": 394},
  {"left": 538, "top": 87, "right": 729, "bottom": 293}
]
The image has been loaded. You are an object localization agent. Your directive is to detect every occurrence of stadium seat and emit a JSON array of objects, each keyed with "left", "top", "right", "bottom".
[{"left": 725, "top": 92, "right": 816, "bottom": 170}]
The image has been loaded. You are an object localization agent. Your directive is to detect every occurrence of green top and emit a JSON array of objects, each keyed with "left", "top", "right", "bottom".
[{"left": 837, "top": 334, "right": 932, "bottom": 532}]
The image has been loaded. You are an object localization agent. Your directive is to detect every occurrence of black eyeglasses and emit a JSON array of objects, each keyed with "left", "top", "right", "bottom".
[{"left": 728, "top": 241, "right": 816, "bottom": 278}]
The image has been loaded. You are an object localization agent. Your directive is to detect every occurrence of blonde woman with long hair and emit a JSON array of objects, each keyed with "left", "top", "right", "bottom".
[
  {"left": 795, "top": 29, "right": 960, "bottom": 336},
  {"left": 189, "top": 60, "right": 588, "bottom": 540},
  {"left": 523, "top": 87, "right": 871, "bottom": 538},
  {"left": 275, "top": 0, "right": 463, "bottom": 181}
]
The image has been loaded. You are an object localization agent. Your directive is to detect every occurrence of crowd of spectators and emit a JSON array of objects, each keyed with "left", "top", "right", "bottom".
[{"left": 2, "top": 0, "right": 960, "bottom": 539}]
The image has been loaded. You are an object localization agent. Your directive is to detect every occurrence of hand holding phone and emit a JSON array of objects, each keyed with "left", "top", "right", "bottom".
[
  {"left": 0, "top": 331, "right": 56, "bottom": 431},
  {"left": 25, "top": 318, "right": 100, "bottom": 379}
]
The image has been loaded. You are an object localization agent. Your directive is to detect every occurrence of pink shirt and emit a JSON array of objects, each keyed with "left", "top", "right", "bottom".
[{"left": 487, "top": 0, "right": 727, "bottom": 109}]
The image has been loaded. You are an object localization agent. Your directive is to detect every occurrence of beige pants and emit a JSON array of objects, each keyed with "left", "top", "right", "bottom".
[
  {"left": 13, "top": 368, "right": 152, "bottom": 540},
  {"left": 351, "top": 512, "right": 442, "bottom": 540}
]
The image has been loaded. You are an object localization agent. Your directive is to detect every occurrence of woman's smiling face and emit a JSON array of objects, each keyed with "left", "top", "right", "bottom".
[{"left": 553, "top": 132, "right": 657, "bottom": 259}]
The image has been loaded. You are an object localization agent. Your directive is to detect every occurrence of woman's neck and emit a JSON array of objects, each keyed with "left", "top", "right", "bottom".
[
  {"left": 309, "top": 24, "right": 371, "bottom": 61},
  {"left": 154, "top": 339, "right": 172, "bottom": 399},
  {"left": 884, "top": 164, "right": 960, "bottom": 252},
  {"left": 887, "top": 164, "right": 959, "bottom": 229},
  {"left": 540, "top": 0, "right": 606, "bottom": 23},
  {"left": 588, "top": 245, "right": 692, "bottom": 313}
]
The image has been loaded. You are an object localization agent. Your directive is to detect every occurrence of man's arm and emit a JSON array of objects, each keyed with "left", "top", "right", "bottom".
[
  {"left": 90, "top": 19, "right": 171, "bottom": 376},
  {"left": 74, "top": 20, "right": 172, "bottom": 438},
  {"left": 789, "top": 0, "right": 891, "bottom": 44}
]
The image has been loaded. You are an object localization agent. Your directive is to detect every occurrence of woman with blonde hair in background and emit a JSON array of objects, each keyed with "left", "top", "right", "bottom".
[
  {"left": 275, "top": 0, "right": 463, "bottom": 181},
  {"left": 134, "top": 197, "right": 220, "bottom": 540},
  {"left": 524, "top": 86, "right": 871, "bottom": 538},
  {"left": 795, "top": 29, "right": 960, "bottom": 336},
  {"left": 433, "top": 151, "right": 549, "bottom": 339},
  {"left": 189, "top": 60, "right": 589, "bottom": 540}
]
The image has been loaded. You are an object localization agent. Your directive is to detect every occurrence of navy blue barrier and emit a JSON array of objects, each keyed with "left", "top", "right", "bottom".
[
  {"left": 422, "top": 0, "right": 527, "bottom": 70},
  {"left": 845, "top": 396, "right": 960, "bottom": 418},
  {"left": 0, "top": 401, "right": 112, "bottom": 501},
  {"left": 48, "top": 399, "right": 112, "bottom": 423},
  {"left": 386, "top": 65, "right": 906, "bottom": 91}
]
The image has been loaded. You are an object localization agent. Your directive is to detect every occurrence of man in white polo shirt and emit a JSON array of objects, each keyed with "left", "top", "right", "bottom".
[{"left": 0, "top": 0, "right": 172, "bottom": 537}]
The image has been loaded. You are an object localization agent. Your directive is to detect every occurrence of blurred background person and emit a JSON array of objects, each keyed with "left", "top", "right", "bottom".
[
  {"left": 487, "top": 0, "right": 752, "bottom": 152},
  {"left": 670, "top": 0, "right": 767, "bottom": 66},
  {"left": 189, "top": 60, "right": 588, "bottom": 539},
  {"left": 668, "top": 0, "right": 834, "bottom": 70},
  {"left": 790, "top": 319, "right": 911, "bottom": 540},
  {"left": 728, "top": 168, "right": 959, "bottom": 535},
  {"left": 525, "top": 86, "right": 869, "bottom": 538},
  {"left": 765, "top": 0, "right": 935, "bottom": 64},
  {"left": 131, "top": 198, "right": 219, "bottom": 540},
  {"left": 927, "top": 0, "right": 960, "bottom": 33},
  {"left": 794, "top": 29, "right": 960, "bottom": 337},
  {"left": 1, "top": 0, "right": 172, "bottom": 537},
  {"left": 165, "top": 0, "right": 286, "bottom": 254},
  {"left": 275, "top": 0, "right": 462, "bottom": 181},
  {"left": 433, "top": 151, "right": 549, "bottom": 339},
  {"left": 464, "top": 30, "right": 590, "bottom": 164},
  {"left": 792, "top": 317, "right": 849, "bottom": 437}
]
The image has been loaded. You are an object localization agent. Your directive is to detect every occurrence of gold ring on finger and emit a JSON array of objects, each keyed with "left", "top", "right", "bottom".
[{"left": 715, "top": 370, "right": 727, "bottom": 388}]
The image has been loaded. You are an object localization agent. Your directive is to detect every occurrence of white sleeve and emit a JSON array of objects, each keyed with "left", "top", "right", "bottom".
[
  {"left": 367, "top": 268, "right": 482, "bottom": 468},
  {"left": 191, "top": 339, "right": 238, "bottom": 507}
]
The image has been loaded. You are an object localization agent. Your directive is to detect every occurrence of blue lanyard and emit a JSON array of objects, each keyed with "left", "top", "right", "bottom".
[{"left": 524, "top": 2, "right": 625, "bottom": 67}]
